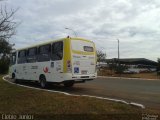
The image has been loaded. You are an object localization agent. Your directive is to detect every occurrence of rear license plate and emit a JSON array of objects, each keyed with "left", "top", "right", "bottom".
[{"left": 81, "top": 70, "right": 87, "bottom": 74}]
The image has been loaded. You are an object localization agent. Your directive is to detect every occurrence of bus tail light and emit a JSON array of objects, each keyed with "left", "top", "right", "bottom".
[{"left": 67, "top": 60, "right": 72, "bottom": 72}]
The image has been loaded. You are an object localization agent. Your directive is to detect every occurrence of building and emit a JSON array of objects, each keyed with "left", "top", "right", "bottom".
[{"left": 106, "top": 58, "right": 157, "bottom": 73}]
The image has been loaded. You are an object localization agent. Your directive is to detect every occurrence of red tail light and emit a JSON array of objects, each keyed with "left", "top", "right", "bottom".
[
  {"left": 67, "top": 60, "right": 72, "bottom": 72},
  {"left": 67, "top": 60, "right": 71, "bottom": 67}
]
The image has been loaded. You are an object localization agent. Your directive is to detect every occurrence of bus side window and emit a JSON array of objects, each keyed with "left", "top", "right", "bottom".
[
  {"left": 10, "top": 52, "right": 16, "bottom": 65},
  {"left": 27, "top": 47, "right": 37, "bottom": 63},
  {"left": 51, "top": 41, "right": 63, "bottom": 61},
  {"left": 37, "top": 44, "right": 51, "bottom": 62},
  {"left": 18, "top": 50, "right": 27, "bottom": 64}
]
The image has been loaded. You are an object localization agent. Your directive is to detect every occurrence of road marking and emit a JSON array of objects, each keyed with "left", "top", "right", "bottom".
[
  {"left": 3, "top": 75, "right": 145, "bottom": 109},
  {"left": 98, "top": 76, "right": 159, "bottom": 81}
]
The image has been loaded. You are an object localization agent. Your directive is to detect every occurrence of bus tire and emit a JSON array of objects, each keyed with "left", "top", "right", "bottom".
[
  {"left": 12, "top": 73, "right": 18, "bottom": 83},
  {"left": 64, "top": 81, "right": 74, "bottom": 87},
  {"left": 39, "top": 75, "right": 47, "bottom": 88}
]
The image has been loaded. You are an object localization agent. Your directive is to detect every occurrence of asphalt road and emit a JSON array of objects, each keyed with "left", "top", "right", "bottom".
[{"left": 7, "top": 77, "right": 160, "bottom": 111}]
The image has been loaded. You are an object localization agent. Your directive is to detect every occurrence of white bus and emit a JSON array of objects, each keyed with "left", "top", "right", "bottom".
[{"left": 9, "top": 37, "right": 97, "bottom": 88}]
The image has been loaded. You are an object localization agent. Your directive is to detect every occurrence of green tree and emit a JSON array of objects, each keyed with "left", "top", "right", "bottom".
[
  {"left": 0, "top": 39, "right": 12, "bottom": 57},
  {"left": 157, "top": 58, "right": 160, "bottom": 70},
  {"left": 0, "top": 55, "right": 10, "bottom": 74},
  {"left": 108, "top": 58, "right": 128, "bottom": 75},
  {"left": 115, "top": 64, "right": 128, "bottom": 74},
  {"left": 157, "top": 58, "right": 160, "bottom": 76},
  {"left": 97, "top": 50, "right": 106, "bottom": 62},
  {"left": 0, "top": 3, "right": 18, "bottom": 74}
]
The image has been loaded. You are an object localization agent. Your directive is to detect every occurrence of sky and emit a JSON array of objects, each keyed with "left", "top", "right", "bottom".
[{"left": 2, "top": 0, "right": 160, "bottom": 61}]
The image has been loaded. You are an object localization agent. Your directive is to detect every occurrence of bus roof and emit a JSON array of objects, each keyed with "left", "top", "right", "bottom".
[{"left": 15, "top": 37, "right": 93, "bottom": 51}]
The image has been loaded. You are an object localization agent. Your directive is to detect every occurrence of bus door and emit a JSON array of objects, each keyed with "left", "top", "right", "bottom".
[
  {"left": 17, "top": 50, "right": 27, "bottom": 79},
  {"left": 9, "top": 52, "right": 17, "bottom": 77}
]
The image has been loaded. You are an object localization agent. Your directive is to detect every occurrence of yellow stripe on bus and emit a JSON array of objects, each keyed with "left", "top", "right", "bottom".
[
  {"left": 72, "top": 50, "right": 95, "bottom": 55},
  {"left": 71, "top": 38, "right": 94, "bottom": 43},
  {"left": 63, "top": 38, "right": 71, "bottom": 73}
]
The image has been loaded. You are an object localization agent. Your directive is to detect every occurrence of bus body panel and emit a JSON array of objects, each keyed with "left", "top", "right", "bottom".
[
  {"left": 71, "top": 39, "right": 96, "bottom": 77},
  {"left": 63, "top": 38, "right": 72, "bottom": 73}
]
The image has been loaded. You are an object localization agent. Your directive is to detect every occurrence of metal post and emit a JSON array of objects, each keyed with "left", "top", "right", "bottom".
[
  {"left": 117, "top": 39, "right": 120, "bottom": 75},
  {"left": 65, "top": 28, "right": 77, "bottom": 37},
  {"left": 117, "top": 39, "right": 120, "bottom": 60}
]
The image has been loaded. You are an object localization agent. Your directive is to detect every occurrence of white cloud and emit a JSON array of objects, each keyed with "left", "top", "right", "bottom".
[{"left": 3, "top": 0, "right": 160, "bottom": 61}]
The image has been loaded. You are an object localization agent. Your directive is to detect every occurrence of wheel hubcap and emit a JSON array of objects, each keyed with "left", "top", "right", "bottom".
[{"left": 41, "top": 79, "right": 45, "bottom": 88}]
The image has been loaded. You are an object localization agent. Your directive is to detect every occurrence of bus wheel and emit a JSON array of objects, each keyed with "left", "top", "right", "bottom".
[
  {"left": 12, "top": 73, "right": 18, "bottom": 83},
  {"left": 39, "top": 76, "right": 47, "bottom": 88},
  {"left": 64, "top": 81, "right": 74, "bottom": 87}
]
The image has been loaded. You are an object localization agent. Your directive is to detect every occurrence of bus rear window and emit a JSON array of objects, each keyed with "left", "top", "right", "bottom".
[
  {"left": 84, "top": 46, "right": 93, "bottom": 52},
  {"left": 71, "top": 40, "right": 94, "bottom": 52}
]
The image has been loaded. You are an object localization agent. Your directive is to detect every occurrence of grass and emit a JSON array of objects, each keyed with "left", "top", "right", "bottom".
[
  {"left": 98, "top": 69, "right": 160, "bottom": 79},
  {"left": 0, "top": 75, "right": 156, "bottom": 120}
]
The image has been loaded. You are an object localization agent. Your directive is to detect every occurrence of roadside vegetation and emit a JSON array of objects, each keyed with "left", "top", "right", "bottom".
[
  {"left": 97, "top": 50, "right": 160, "bottom": 79},
  {"left": 0, "top": 75, "right": 145, "bottom": 120},
  {"left": 0, "top": 1, "right": 18, "bottom": 74},
  {"left": 98, "top": 70, "right": 160, "bottom": 79}
]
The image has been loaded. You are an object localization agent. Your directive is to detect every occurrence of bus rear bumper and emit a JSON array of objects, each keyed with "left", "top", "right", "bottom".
[
  {"left": 62, "top": 73, "right": 97, "bottom": 83},
  {"left": 73, "top": 78, "right": 94, "bottom": 83},
  {"left": 62, "top": 78, "right": 94, "bottom": 85}
]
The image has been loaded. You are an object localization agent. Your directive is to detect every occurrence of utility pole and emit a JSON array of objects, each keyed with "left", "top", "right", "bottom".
[
  {"left": 65, "top": 28, "right": 77, "bottom": 37},
  {"left": 117, "top": 39, "right": 120, "bottom": 60},
  {"left": 117, "top": 39, "right": 120, "bottom": 75}
]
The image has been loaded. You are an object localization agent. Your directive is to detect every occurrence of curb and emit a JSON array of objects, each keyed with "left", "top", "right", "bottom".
[
  {"left": 2, "top": 75, "right": 145, "bottom": 109},
  {"left": 98, "top": 76, "right": 159, "bottom": 81}
]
